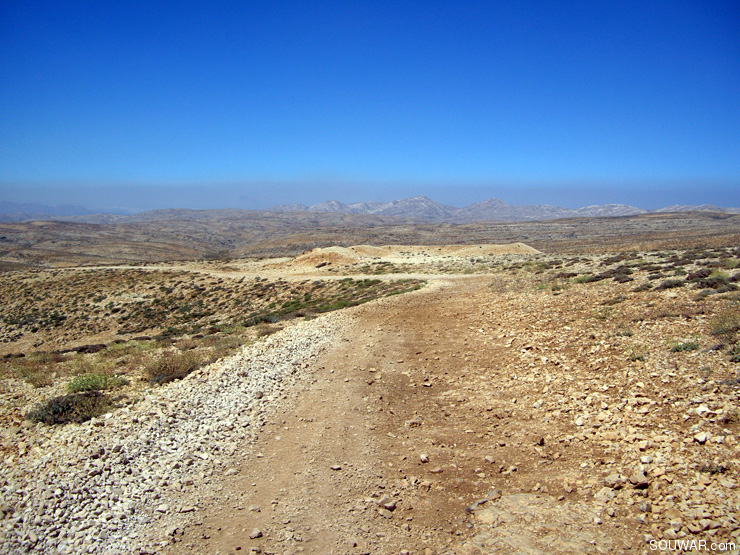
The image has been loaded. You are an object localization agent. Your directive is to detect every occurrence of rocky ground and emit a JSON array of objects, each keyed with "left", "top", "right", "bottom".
[{"left": 2, "top": 244, "right": 740, "bottom": 554}]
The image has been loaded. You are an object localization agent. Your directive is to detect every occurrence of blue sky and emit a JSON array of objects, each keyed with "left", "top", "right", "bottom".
[{"left": 1, "top": 1, "right": 739, "bottom": 211}]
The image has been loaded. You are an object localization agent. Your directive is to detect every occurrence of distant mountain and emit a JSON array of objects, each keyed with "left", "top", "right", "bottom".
[
  {"left": 573, "top": 204, "right": 646, "bottom": 218},
  {"left": 271, "top": 196, "right": 454, "bottom": 220},
  {"left": 0, "top": 201, "right": 99, "bottom": 222},
  {"left": 0, "top": 201, "right": 135, "bottom": 223},
  {"left": 461, "top": 199, "right": 572, "bottom": 221},
  {"left": 654, "top": 204, "right": 740, "bottom": 214},
  {"left": 0, "top": 201, "right": 96, "bottom": 216},
  {"left": 347, "top": 201, "right": 386, "bottom": 213},
  {"left": 265, "top": 196, "right": 654, "bottom": 222},
  {"left": 372, "top": 196, "right": 454, "bottom": 219},
  {"left": 308, "top": 200, "right": 360, "bottom": 214},
  {"left": 268, "top": 203, "right": 308, "bottom": 213}
]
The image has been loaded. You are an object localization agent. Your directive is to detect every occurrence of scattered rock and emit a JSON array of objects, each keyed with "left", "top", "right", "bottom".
[
  {"left": 694, "top": 431, "right": 710, "bottom": 444},
  {"left": 629, "top": 472, "right": 649, "bottom": 489}
]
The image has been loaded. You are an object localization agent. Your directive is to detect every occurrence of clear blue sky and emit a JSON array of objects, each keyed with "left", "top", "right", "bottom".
[{"left": 1, "top": 1, "right": 739, "bottom": 211}]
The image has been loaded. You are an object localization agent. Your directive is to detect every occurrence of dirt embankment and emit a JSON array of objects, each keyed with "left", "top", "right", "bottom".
[{"left": 290, "top": 243, "right": 540, "bottom": 269}]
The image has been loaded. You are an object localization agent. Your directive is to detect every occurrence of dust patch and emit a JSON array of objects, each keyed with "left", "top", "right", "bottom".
[{"left": 459, "top": 494, "right": 617, "bottom": 554}]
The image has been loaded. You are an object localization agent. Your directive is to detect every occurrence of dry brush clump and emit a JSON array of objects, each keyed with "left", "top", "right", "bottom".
[
  {"left": 710, "top": 307, "right": 740, "bottom": 343},
  {"left": 144, "top": 349, "right": 215, "bottom": 385}
]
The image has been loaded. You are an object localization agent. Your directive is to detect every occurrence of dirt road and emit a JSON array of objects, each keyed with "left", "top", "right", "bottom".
[{"left": 166, "top": 277, "right": 645, "bottom": 554}]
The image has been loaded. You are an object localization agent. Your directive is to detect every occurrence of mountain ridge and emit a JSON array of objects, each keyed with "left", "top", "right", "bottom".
[
  {"left": 2, "top": 196, "right": 738, "bottom": 224},
  {"left": 267, "top": 195, "right": 740, "bottom": 222}
]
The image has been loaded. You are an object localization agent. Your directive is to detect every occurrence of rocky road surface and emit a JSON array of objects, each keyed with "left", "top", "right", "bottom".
[{"left": 3, "top": 273, "right": 740, "bottom": 554}]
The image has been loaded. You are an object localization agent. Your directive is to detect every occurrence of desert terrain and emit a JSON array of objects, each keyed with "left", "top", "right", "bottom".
[{"left": 1, "top": 215, "right": 740, "bottom": 554}]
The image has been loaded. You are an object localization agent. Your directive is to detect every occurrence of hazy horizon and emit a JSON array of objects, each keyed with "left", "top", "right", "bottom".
[{"left": 1, "top": 178, "right": 739, "bottom": 215}]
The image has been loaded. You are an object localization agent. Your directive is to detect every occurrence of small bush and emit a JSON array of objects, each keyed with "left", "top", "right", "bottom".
[
  {"left": 710, "top": 309, "right": 740, "bottom": 342},
  {"left": 694, "top": 289, "right": 715, "bottom": 301},
  {"left": 68, "top": 373, "right": 128, "bottom": 393},
  {"left": 655, "top": 279, "right": 685, "bottom": 291},
  {"left": 632, "top": 283, "right": 652, "bottom": 292},
  {"left": 255, "top": 323, "right": 282, "bottom": 338},
  {"left": 671, "top": 341, "right": 700, "bottom": 353},
  {"left": 602, "top": 295, "right": 627, "bottom": 306},
  {"left": 145, "top": 351, "right": 210, "bottom": 384},
  {"left": 5, "top": 354, "right": 57, "bottom": 388},
  {"left": 729, "top": 345, "right": 740, "bottom": 363},
  {"left": 717, "top": 284, "right": 739, "bottom": 294},
  {"left": 627, "top": 346, "right": 647, "bottom": 362},
  {"left": 574, "top": 274, "right": 595, "bottom": 284},
  {"left": 687, "top": 269, "right": 712, "bottom": 281},
  {"left": 692, "top": 274, "right": 730, "bottom": 290},
  {"left": 27, "top": 391, "right": 111, "bottom": 425}
]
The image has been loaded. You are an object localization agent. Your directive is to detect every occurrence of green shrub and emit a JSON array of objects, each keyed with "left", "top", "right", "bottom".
[
  {"left": 68, "top": 373, "right": 128, "bottom": 393},
  {"left": 694, "top": 289, "right": 715, "bottom": 301},
  {"left": 671, "top": 341, "right": 700, "bottom": 353},
  {"left": 27, "top": 391, "right": 111, "bottom": 425}
]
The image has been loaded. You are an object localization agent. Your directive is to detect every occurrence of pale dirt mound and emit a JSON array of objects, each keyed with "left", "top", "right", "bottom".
[
  {"left": 292, "top": 243, "right": 539, "bottom": 268},
  {"left": 292, "top": 247, "right": 361, "bottom": 267},
  {"left": 347, "top": 243, "right": 539, "bottom": 257}
]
